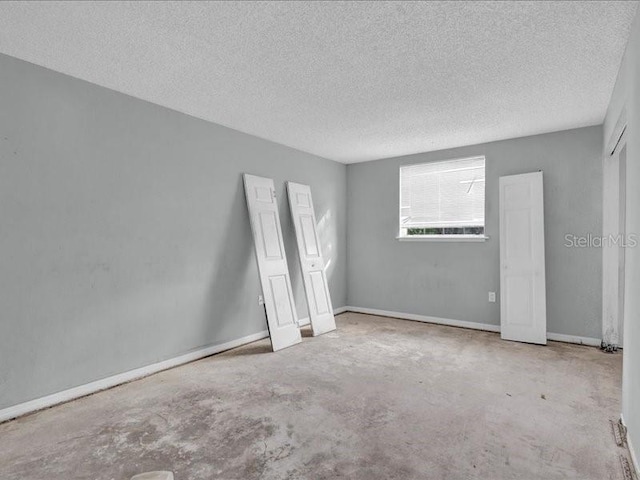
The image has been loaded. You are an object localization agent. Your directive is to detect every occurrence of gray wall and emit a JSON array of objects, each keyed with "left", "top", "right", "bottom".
[
  {"left": 347, "top": 126, "right": 603, "bottom": 338},
  {"left": 605, "top": 7, "right": 640, "bottom": 466},
  {"left": 0, "top": 53, "right": 347, "bottom": 410}
]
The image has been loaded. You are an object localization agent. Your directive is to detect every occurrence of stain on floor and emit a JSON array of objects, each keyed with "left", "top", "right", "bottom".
[{"left": 0, "top": 313, "right": 625, "bottom": 479}]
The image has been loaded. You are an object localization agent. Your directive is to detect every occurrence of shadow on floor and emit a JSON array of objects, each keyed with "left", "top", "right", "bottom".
[{"left": 223, "top": 342, "right": 273, "bottom": 356}]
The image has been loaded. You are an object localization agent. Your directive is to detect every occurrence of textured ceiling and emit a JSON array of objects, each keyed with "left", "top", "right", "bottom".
[{"left": 0, "top": 1, "right": 637, "bottom": 163}]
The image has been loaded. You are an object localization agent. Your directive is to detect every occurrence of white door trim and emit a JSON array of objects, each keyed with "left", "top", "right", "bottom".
[
  {"left": 602, "top": 127, "right": 627, "bottom": 348},
  {"left": 0, "top": 329, "right": 269, "bottom": 424}
]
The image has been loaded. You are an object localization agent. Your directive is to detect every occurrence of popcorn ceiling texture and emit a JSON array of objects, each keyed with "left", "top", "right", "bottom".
[{"left": 0, "top": 1, "right": 636, "bottom": 163}]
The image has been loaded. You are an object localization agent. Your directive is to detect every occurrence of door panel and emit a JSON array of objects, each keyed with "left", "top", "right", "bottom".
[
  {"left": 504, "top": 275, "right": 533, "bottom": 327},
  {"left": 309, "top": 271, "right": 330, "bottom": 314},
  {"left": 500, "top": 172, "right": 547, "bottom": 345},
  {"left": 268, "top": 275, "right": 296, "bottom": 326},
  {"left": 300, "top": 215, "right": 320, "bottom": 257},
  {"left": 244, "top": 174, "right": 301, "bottom": 351},
  {"left": 505, "top": 209, "right": 532, "bottom": 259},
  {"left": 259, "top": 212, "right": 284, "bottom": 259},
  {"left": 287, "top": 181, "right": 337, "bottom": 336}
]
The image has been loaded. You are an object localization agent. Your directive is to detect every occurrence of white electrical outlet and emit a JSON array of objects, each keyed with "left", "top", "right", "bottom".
[
  {"left": 258, "top": 295, "right": 264, "bottom": 306},
  {"left": 488, "top": 292, "right": 496, "bottom": 303}
]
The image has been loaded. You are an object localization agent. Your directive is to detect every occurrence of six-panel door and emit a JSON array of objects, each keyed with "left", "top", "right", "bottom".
[
  {"left": 287, "top": 181, "right": 337, "bottom": 336},
  {"left": 243, "top": 174, "right": 302, "bottom": 351},
  {"left": 499, "top": 171, "right": 547, "bottom": 345}
]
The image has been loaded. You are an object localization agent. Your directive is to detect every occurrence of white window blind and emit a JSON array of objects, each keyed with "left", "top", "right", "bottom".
[{"left": 400, "top": 156, "right": 485, "bottom": 234}]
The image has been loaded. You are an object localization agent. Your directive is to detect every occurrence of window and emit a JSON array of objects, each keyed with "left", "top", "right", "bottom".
[{"left": 399, "top": 156, "right": 485, "bottom": 239}]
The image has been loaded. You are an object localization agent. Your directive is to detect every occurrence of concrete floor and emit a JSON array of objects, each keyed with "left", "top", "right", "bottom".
[{"left": 0, "top": 313, "right": 625, "bottom": 480}]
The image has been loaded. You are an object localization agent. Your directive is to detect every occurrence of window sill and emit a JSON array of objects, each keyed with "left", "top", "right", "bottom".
[{"left": 396, "top": 235, "right": 490, "bottom": 242}]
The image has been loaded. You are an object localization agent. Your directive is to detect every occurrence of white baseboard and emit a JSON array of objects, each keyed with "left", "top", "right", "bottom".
[
  {"left": 621, "top": 414, "right": 640, "bottom": 477},
  {"left": 345, "top": 306, "right": 602, "bottom": 346},
  {"left": 0, "top": 306, "right": 350, "bottom": 424},
  {"left": 334, "top": 306, "right": 348, "bottom": 315},
  {"left": 298, "top": 306, "right": 348, "bottom": 326},
  {"left": 0, "top": 329, "right": 269, "bottom": 424},
  {"left": 545, "top": 332, "right": 601, "bottom": 347},
  {"left": 345, "top": 306, "right": 501, "bottom": 332},
  {"left": 0, "top": 305, "right": 596, "bottom": 423}
]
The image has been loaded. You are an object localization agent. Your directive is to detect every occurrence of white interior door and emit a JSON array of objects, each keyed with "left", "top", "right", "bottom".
[
  {"left": 286, "top": 182, "right": 336, "bottom": 336},
  {"left": 602, "top": 139, "right": 626, "bottom": 348},
  {"left": 500, "top": 171, "right": 547, "bottom": 345},
  {"left": 243, "top": 174, "right": 301, "bottom": 351}
]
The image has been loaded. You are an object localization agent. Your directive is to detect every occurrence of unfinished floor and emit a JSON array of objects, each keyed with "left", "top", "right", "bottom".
[{"left": 0, "top": 313, "right": 624, "bottom": 480}]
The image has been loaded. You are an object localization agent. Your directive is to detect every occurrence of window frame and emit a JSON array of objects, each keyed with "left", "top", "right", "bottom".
[{"left": 397, "top": 155, "right": 489, "bottom": 242}]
